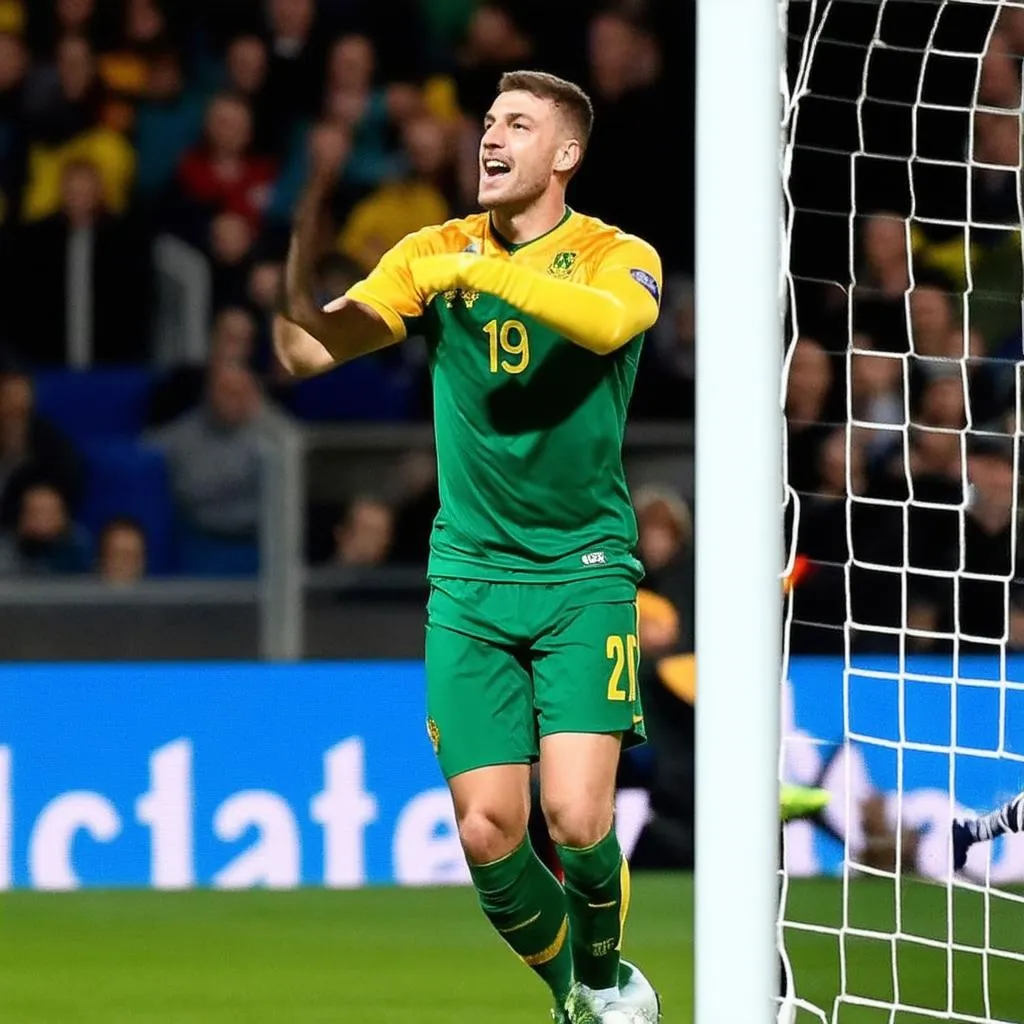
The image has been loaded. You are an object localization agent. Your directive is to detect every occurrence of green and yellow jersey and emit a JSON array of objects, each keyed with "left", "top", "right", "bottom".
[{"left": 346, "top": 207, "right": 663, "bottom": 583}]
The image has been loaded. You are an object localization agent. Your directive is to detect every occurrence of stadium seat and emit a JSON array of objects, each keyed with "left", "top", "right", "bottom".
[
  {"left": 76, "top": 439, "right": 177, "bottom": 575},
  {"left": 175, "top": 524, "right": 259, "bottom": 578},
  {"left": 286, "top": 359, "right": 414, "bottom": 422},
  {"left": 34, "top": 368, "right": 154, "bottom": 440}
]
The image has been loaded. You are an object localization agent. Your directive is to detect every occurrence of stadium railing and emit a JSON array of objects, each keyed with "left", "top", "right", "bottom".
[{"left": 0, "top": 421, "right": 692, "bottom": 662}]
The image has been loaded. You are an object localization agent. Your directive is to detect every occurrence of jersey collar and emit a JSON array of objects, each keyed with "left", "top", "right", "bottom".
[{"left": 488, "top": 206, "right": 574, "bottom": 254}]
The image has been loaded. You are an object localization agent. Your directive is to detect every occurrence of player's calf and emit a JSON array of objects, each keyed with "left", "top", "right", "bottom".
[
  {"left": 451, "top": 765, "right": 574, "bottom": 1006},
  {"left": 540, "top": 734, "right": 628, "bottom": 1000}
]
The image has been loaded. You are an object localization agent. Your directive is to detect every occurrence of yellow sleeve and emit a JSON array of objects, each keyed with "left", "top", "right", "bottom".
[
  {"left": 344, "top": 227, "right": 444, "bottom": 342},
  {"left": 453, "top": 235, "right": 662, "bottom": 355}
]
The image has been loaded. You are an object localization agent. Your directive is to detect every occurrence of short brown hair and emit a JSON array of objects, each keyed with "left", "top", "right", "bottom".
[{"left": 498, "top": 70, "right": 594, "bottom": 150}]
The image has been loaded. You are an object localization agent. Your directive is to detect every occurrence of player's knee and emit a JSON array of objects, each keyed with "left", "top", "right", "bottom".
[
  {"left": 542, "top": 797, "right": 614, "bottom": 850},
  {"left": 458, "top": 807, "right": 526, "bottom": 866}
]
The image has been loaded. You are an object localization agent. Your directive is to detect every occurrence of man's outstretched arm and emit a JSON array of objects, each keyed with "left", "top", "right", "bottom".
[
  {"left": 408, "top": 239, "right": 662, "bottom": 356},
  {"left": 275, "top": 166, "right": 398, "bottom": 378},
  {"left": 952, "top": 789, "right": 1024, "bottom": 870}
]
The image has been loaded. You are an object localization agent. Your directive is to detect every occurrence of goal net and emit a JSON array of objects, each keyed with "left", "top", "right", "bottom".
[{"left": 780, "top": 1, "right": 1024, "bottom": 1021}]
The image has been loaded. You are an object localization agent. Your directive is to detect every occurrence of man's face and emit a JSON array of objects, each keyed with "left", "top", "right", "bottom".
[
  {"left": 206, "top": 97, "right": 252, "bottom": 156},
  {"left": 61, "top": 163, "right": 103, "bottom": 224},
  {"left": 270, "top": 0, "right": 313, "bottom": 40},
  {"left": 227, "top": 36, "right": 267, "bottom": 94},
  {"left": 57, "top": 36, "right": 94, "bottom": 101},
  {"left": 19, "top": 487, "right": 67, "bottom": 540},
  {"left": 207, "top": 363, "right": 260, "bottom": 427},
  {"left": 100, "top": 525, "right": 146, "bottom": 584},
  {"left": 478, "top": 90, "right": 575, "bottom": 211},
  {"left": 336, "top": 500, "right": 394, "bottom": 567},
  {"left": 404, "top": 117, "right": 446, "bottom": 177},
  {"left": 0, "top": 35, "right": 28, "bottom": 92}
]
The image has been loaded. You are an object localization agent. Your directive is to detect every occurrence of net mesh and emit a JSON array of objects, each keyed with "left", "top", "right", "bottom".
[{"left": 780, "top": 1, "right": 1024, "bottom": 1020}]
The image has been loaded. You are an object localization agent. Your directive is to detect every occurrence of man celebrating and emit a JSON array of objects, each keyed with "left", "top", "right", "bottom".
[{"left": 277, "top": 70, "right": 662, "bottom": 1024}]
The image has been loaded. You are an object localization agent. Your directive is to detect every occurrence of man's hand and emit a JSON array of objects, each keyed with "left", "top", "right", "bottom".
[{"left": 408, "top": 252, "right": 480, "bottom": 299}]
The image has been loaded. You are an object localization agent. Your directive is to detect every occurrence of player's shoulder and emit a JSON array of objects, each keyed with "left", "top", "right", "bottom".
[
  {"left": 389, "top": 213, "right": 491, "bottom": 260},
  {"left": 570, "top": 212, "right": 661, "bottom": 268}
]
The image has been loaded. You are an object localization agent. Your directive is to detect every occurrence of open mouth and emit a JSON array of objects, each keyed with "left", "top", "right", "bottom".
[{"left": 483, "top": 158, "right": 511, "bottom": 178}]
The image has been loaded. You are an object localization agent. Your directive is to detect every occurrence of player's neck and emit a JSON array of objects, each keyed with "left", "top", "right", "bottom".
[{"left": 490, "top": 194, "right": 568, "bottom": 247}]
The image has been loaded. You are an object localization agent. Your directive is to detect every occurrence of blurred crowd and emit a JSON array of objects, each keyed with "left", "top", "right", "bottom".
[
  {"left": 786, "top": 10, "right": 1024, "bottom": 655},
  {"left": 0, "top": 0, "right": 695, "bottom": 584}
]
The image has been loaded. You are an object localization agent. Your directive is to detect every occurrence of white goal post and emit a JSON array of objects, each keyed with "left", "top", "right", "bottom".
[{"left": 694, "top": 1, "right": 783, "bottom": 1023}]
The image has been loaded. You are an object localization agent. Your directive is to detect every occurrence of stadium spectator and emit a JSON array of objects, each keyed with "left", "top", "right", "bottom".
[
  {"left": 322, "top": 34, "right": 419, "bottom": 193},
  {"left": 980, "top": 31, "right": 1021, "bottom": 109},
  {"left": 973, "top": 111, "right": 1019, "bottom": 226},
  {"left": 958, "top": 438, "right": 1020, "bottom": 645},
  {"left": 388, "top": 449, "right": 440, "bottom": 564},
  {"left": 573, "top": 8, "right": 681, "bottom": 269},
  {"left": 0, "top": 480, "right": 90, "bottom": 575},
  {"left": 147, "top": 306, "right": 258, "bottom": 428},
  {"left": 337, "top": 114, "right": 454, "bottom": 273},
  {"left": 264, "top": 0, "right": 326, "bottom": 122},
  {"left": 96, "top": 516, "right": 146, "bottom": 584},
  {"left": 850, "top": 337, "right": 903, "bottom": 460},
  {"left": 1, "top": 157, "right": 152, "bottom": 364},
  {"left": 910, "top": 283, "right": 961, "bottom": 361},
  {"left": 26, "top": 0, "right": 101, "bottom": 59},
  {"left": 21, "top": 33, "right": 135, "bottom": 221},
  {"left": 634, "top": 485, "right": 693, "bottom": 654},
  {"left": 132, "top": 47, "right": 204, "bottom": 200},
  {"left": 94, "top": 0, "right": 174, "bottom": 131},
  {"left": 332, "top": 494, "right": 395, "bottom": 568},
  {"left": 786, "top": 337, "right": 836, "bottom": 492},
  {"left": 0, "top": 366, "right": 83, "bottom": 525},
  {"left": 453, "top": 4, "right": 535, "bottom": 122},
  {"left": 207, "top": 210, "right": 259, "bottom": 310},
  {"left": 632, "top": 275, "right": 694, "bottom": 420},
  {"left": 0, "top": 31, "right": 29, "bottom": 223},
  {"left": 915, "top": 375, "right": 967, "bottom": 431},
  {"left": 852, "top": 213, "right": 910, "bottom": 352},
  {"left": 150, "top": 359, "right": 288, "bottom": 575},
  {"left": 223, "top": 33, "right": 281, "bottom": 156},
  {"left": 169, "top": 93, "right": 277, "bottom": 248}
]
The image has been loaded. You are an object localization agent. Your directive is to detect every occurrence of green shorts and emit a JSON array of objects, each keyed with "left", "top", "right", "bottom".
[{"left": 425, "top": 576, "right": 646, "bottom": 779}]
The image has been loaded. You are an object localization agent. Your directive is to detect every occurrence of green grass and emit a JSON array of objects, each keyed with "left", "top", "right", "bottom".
[{"left": 0, "top": 874, "right": 1020, "bottom": 1023}]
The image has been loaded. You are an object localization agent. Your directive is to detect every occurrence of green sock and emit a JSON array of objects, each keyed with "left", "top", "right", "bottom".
[
  {"left": 557, "top": 829, "right": 629, "bottom": 990},
  {"left": 469, "top": 838, "right": 574, "bottom": 1005}
]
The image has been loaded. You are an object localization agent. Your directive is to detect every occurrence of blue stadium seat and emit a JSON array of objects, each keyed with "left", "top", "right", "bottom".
[
  {"left": 34, "top": 368, "right": 154, "bottom": 439},
  {"left": 287, "top": 359, "right": 414, "bottom": 422},
  {"left": 175, "top": 525, "right": 259, "bottom": 578},
  {"left": 76, "top": 439, "right": 177, "bottom": 576}
]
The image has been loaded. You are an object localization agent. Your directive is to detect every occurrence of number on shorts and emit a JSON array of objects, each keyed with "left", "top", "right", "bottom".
[{"left": 606, "top": 634, "right": 639, "bottom": 702}]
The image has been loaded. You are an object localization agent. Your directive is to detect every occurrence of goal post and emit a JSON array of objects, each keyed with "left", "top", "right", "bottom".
[{"left": 694, "top": 1, "right": 783, "bottom": 1022}]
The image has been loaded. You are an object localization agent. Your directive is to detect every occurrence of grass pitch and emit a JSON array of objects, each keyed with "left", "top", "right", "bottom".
[{"left": 1, "top": 874, "right": 1021, "bottom": 1022}]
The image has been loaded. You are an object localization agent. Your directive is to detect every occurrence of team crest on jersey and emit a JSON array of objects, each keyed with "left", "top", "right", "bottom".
[
  {"left": 548, "top": 251, "right": 578, "bottom": 278},
  {"left": 426, "top": 717, "right": 441, "bottom": 754}
]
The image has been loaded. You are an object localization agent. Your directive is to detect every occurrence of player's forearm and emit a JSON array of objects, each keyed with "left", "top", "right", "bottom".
[
  {"left": 282, "top": 171, "right": 333, "bottom": 340},
  {"left": 458, "top": 260, "right": 653, "bottom": 355},
  {"left": 272, "top": 315, "right": 337, "bottom": 378},
  {"left": 281, "top": 175, "right": 397, "bottom": 366}
]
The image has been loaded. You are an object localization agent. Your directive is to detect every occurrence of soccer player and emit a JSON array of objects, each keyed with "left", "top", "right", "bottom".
[
  {"left": 276, "top": 70, "right": 662, "bottom": 1024},
  {"left": 951, "top": 791, "right": 1024, "bottom": 871}
]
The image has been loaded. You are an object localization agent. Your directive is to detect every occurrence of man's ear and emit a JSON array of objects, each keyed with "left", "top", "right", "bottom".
[{"left": 554, "top": 139, "right": 581, "bottom": 174}]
